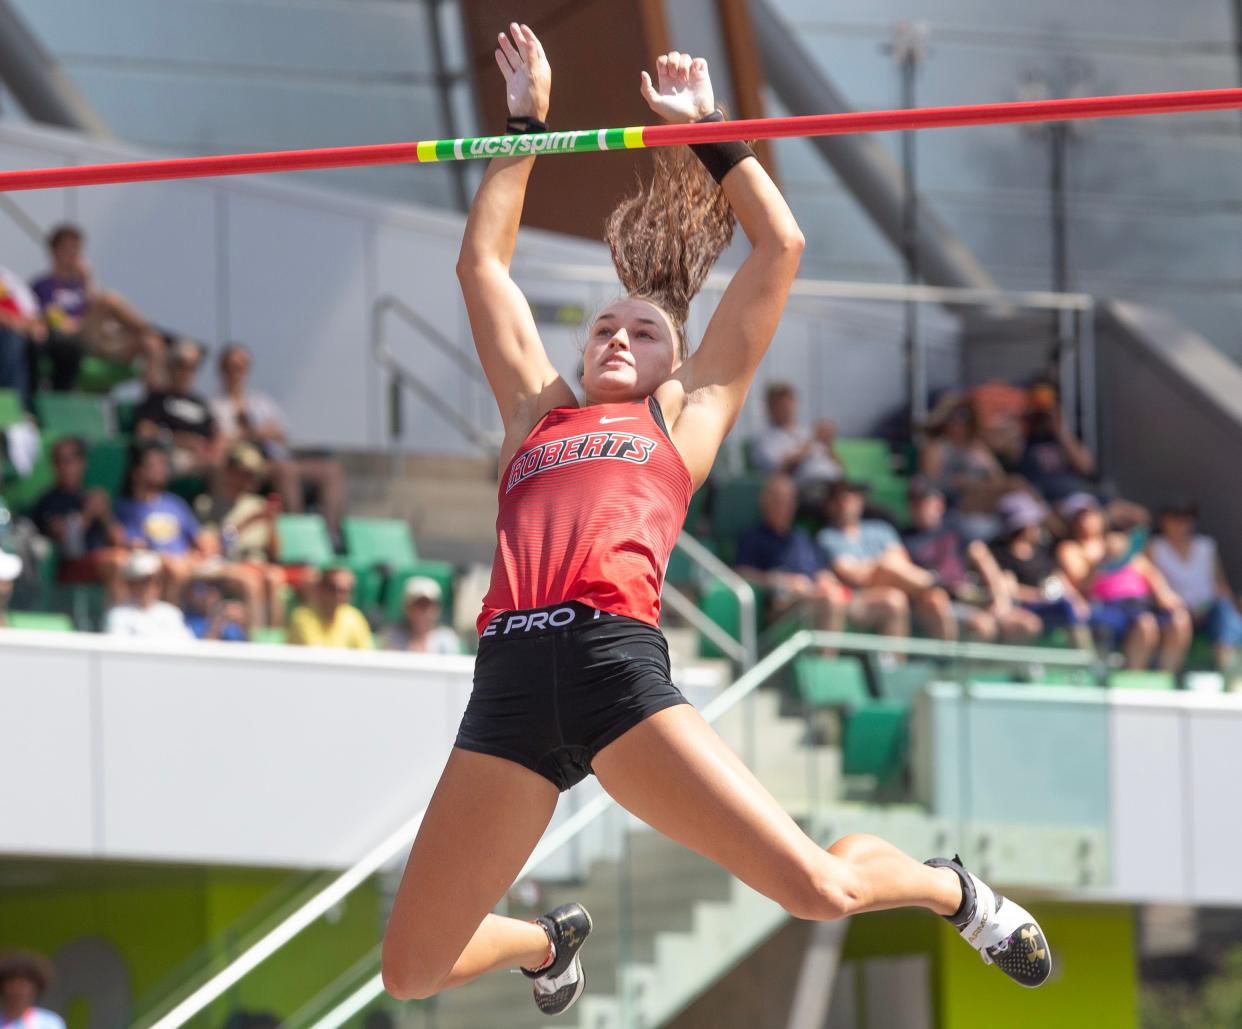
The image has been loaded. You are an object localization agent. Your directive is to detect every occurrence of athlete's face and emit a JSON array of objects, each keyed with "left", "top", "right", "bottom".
[{"left": 581, "top": 298, "right": 679, "bottom": 402}]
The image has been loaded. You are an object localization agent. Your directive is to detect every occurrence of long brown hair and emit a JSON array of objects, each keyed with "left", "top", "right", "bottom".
[{"left": 604, "top": 145, "right": 735, "bottom": 359}]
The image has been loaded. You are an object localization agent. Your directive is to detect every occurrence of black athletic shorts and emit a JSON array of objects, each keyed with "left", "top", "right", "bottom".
[{"left": 454, "top": 601, "right": 689, "bottom": 791}]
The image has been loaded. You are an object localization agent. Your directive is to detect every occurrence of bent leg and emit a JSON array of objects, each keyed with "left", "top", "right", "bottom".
[
  {"left": 592, "top": 706, "right": 961, "bottom": 921},
  {"left": 382, "top": 748, "right": 559, "bottom": 1000}
]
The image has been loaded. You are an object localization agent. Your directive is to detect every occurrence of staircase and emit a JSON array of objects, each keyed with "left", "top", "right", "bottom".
[{"left": 340, "top": 451, "right": 500, "bottom": 565}]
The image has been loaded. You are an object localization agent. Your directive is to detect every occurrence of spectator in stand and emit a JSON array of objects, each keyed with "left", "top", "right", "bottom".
[
  {"left": 918, "top": 399, "right": 1007, "bottom": 540},
  {"left": 0, "top": 551, "right": 19, "bottom": 628},
  {"left": 0, "top": 950, "right": 65, "bottom": 1029},
  {"left": 197, "top": 443, "right": 285, "bottom": 627},
  {"left": 115, "top": 441, "right": 272, "bottom": 622},
  {"left": 212, "top": 342, "right": 346, "bottom": 536},
  {"left": 736, "top": 473, "right": 906, "bottom": 637},
  {"left": 1014, "top": 388, "right": 1097, "bottom": 502},
  {"left": 183, "top": 578, "right": 249, "bottom": 642},
  {"left": 1150, "top": 498, "right": 1242, "bottom": 673},
  {"left": 817, "top": 480, "right": 956, "bottom": 639},
  {"left": 31, "top": 437, "right": 127, "bottom": 601},
  {"left": 902, "top": 478, "right": 1042, "bottom": 643},
  {"left": 383, "top": 576, "right": 462, "bottom": 654},
  {"left": 748, "top": 382, "right": 842, "bottom": 508},
  {"left": 1056, "top": 492, "right": 1190, "bottom": 671},
  {"left": 989, "top": 491, "right": 1092, "bottom": 648},
  {"left": 29, "top": 223, "right": 165, "bottom": 391},
  {"left": 134, "top": 338, "right": 221, "bottom": 477},
  {"left": 288, "top": 566, "right": 373, "bottom": 649},
  {"left": 113, "top": 442, "right": 202, "bottom": 601},
  {"left": 104, "top": 550, "right": 193, "bottom": 639},
  {"left": 0, "top": 265, "right": 46, "bottom": 407}
]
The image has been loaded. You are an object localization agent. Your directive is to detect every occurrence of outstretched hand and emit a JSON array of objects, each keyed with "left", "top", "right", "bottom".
[
  {"left": 640, "top": 51, "right": 715, "bottom": 124},
  {"left": 494, "top": 22, "right": 550, "bottom": 122}
]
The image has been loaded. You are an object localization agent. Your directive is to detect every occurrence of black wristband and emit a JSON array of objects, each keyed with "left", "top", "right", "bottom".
[
  {"left": 689, "top": 110, "right": 754, "bottom": 185},
  {"left": 506, "top": 115, "right": 548, "bottom": 135}
]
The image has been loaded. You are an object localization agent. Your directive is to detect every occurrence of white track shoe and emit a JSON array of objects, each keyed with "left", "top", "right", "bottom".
[{"left": 926, "top": 855, "right": 1052, "bottom": 988}]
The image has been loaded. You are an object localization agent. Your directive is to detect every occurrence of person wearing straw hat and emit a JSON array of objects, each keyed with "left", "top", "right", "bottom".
[
  {"left": 0, "top": 950, "right": 64, "bottom": 1029},
  {"left": 381, "top": 25, "right": 1052, "bottom": 1014}
]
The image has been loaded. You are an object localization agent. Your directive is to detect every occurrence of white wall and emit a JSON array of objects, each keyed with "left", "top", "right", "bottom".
[{"left": 0, "top": 629, "right": 723, "bottom": 869}]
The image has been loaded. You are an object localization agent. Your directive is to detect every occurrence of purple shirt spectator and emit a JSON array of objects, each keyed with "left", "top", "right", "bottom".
[
  {"left": 30, "top": 274, "right": 89, "bottom": 320},
  {"left": 113, "top": 494, "right": 200, "bottom": 555}
]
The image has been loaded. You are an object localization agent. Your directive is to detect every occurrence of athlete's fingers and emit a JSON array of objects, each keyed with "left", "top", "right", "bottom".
[
  {"left": 679, "top": 52, "right": 693, "bottom": 79},
  {"left": 495, "top": 46, "right": 514, "bottom": 77},
  {"left": 692, "top": 57, "right": 707, "bottom": 78},
  {"left": 520, "top": 23, "right": 542, "bottom": 60},
  {"left": 639, "top": 70, "right": 658, "bottom": 106},
  {"left": 656, "top": 53, "right": 669, "bottom": 82},
  {"left": 498, "top": 28, "right": 523, "bottom": 69}
]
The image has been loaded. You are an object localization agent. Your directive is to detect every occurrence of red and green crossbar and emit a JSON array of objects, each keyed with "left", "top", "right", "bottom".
[{"left": 2, "top": 87, "right": 1241, "bottom": 192}]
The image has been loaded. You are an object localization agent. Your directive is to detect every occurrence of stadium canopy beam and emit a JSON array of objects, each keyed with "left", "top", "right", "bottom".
[
  {"left": 751, "top": 0, "right": 997, "bottom": 293},
  {"left": 0, "top": 0, "right": 110, "bottom": 138}
]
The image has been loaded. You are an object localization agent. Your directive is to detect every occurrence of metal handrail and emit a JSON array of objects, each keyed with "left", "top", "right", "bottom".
[
  {"left": 285, "top": 630, "right": 1096, "bottom": 1028},
  {"left": 371, "top": 295, "right": 500, "bottom": 454},
  {"left": 675, "top": 530, "right": 758, "bottom": 669},
  {"left": 517, "top": 261, "right": 1095, "bottom": 312},
  {"left": 662, "top": 581, "right": 748, "bottom": 666}
]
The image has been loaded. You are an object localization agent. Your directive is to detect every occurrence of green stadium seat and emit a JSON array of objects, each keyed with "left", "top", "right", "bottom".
[
  {"left": 250, "top": 626, "right": 287, "bottom": 645},
  {"left": 34, "top": 392, "right": 112, "bottom": 441},
  {"left": 842, "top": 702, "right": 908, "bottom": 784},
  {"left": 84, "top": 438, "right": 131, "bottom": 498},
  {"left": 709, "top": 473, "right": 766, "bottom": 563},
  {"left": 835, "top": 438, "right": 893, "bottom": 482},
  {"left": 75, "top": 355, "right": 134, "bottom": 394},
  {"left": 5, "top": 611, "right": 74, "bottom": 632},
  {"left": 1107, "top": 670, "right": 1178, "bottom": 691},
  {"left": 793, "top": 654, "right": 871, "bottom": 712},
  {"left": 698, "top": 578, "right": 741, "bottom": 659},
  {"left": 276, "top": 514, "right": 335, "bottom": 568},
  {"left": 874, "top": 659, "right": 937, "bottom": 706},
  {"left": 343, "top": 517, "right": 419, "bottom": 570},
  {"left": 2, "top": 449, "right": 55, "bottom": 516},
  {"left": 0, "top": 389, "right": 23, "bottom": 429}
]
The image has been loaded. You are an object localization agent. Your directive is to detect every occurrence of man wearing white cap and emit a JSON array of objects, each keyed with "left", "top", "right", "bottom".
[
  {"left": 383, "top": 576, "right": 461, "bottom": 655},
  {"left": 0, "top": 551, "right": 21, "bottom": 628},
  {"left": 104, "top": 550, "right": 193, "bottom": 639}
]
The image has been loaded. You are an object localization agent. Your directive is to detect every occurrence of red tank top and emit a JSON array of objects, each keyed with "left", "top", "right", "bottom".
[{"left": 478, "top": 397, "right": 693, "bottom": 633}]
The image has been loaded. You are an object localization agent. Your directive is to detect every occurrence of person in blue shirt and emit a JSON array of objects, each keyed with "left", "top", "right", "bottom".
[
  {"left": 112, "top": 441, "right": 272, "bottom": 623},
  {"left": 183, "top": 578, "right": 249, "bottom": 642},
  {"left": 735, "top": 473, "right": 906, "bottom": 636},
  {"left": 0, "top": 950, "right": 65, "bottom": 1029},
  {"left": 817, "top": 479, "right": 956, "bottom": 639}
]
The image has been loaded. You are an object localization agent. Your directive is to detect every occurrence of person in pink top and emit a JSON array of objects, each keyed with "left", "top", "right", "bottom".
[{"left": 1056, "top": 493, "right": 1189, "bottom": 671}]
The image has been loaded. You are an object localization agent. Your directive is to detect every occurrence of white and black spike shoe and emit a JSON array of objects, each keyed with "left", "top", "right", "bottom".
[
  {"left": 521, "top": 902, "right": 593, "bottom": 1016},
  {"left": 926, "top": 855, "right": 1052, "bottom": 988}
]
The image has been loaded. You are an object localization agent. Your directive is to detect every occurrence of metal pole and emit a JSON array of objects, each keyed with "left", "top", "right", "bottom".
[
  {"left": 0, "top": 0, "right": 109, "bottom": 136},
  {"left": 892, "top": 23, "right": 928, "bottom": 433},
  {"left": 426, "top": 0, "right": 469, "bottom": 212},
  {"left": 752, "top": 0, "right": 997, "bottom": 293}
]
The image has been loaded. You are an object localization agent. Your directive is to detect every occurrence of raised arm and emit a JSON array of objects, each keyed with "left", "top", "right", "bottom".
[
  {"left": 643, "top": 56, "right": 804, "bottom": 482},
  {"left": 455, "top": 23, "right": 573, "bottom": 445}
]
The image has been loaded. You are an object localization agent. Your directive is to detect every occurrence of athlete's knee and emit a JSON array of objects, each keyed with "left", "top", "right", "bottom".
[
  {"left": 380, "top": 940, "right": 448, "bottom": 1001},
  {"left": 776, "top": 855, "right": 861, "bottom": 922}
]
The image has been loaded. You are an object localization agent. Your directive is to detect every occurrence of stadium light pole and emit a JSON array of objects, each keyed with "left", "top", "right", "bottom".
[{"left": 887, "top": 22, "right": 930, "bottom": 436}]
